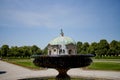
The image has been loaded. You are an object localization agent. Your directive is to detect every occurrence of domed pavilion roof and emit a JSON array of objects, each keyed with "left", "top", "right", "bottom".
[{"left": 49, "top": 30, "right": 76, "bottom": 45}]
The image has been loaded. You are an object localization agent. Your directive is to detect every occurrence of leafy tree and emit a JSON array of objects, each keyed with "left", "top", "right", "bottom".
[
  {"left": 96, "top": 39, "right": 109, "bottom": 56},
  {"left": 95, "top": 50, "right": 101, "bottom": 56},
  {"left": 99, "top": 39, "right": 109, "bottom": 49},
  {"left": 1, "top": 45, "right": 9, "bottom": 57},
  {"left": 88, "top": 42, "right": 98, "bottom": 54},
  {"left": 0, "top": 48, "right": 1, "bottom": 57},
  {"left": 18, "top": 47, "right": 24, "bottom": 57},
  {"left": 117, "top": 41, "right": 120, "bottom": 56},
  {"left": 76, "top": 41, "right": 82, "bottom": 54},
  {"left": 31, "top": 45, "right": 40, "bottom": 55},
  {"left": 21, "top": 46, "right": 31, "bottom": 57},
  {"left": 29, "top": 45, "right": 43, "bottom": 56},
  {"left": 36, "top": 49, "right": 42, "bottom": 55},
  {"left": 110, "top": 40, "right": 118, "bottom": 49},
  {"left": 81, "top": 42, "right": 89, "bottom": 54},
  {"left": 42, "top": 47, "right": 48, "bottom": 55},
  {"left": 108, "top": 40, "right": 120, "bottom": 56},
  {"left": 107, "top": 48, "right": 116, "bottom": 56},
  {"left": 9, "top": 46, "right": 18, "bottom": 57}
]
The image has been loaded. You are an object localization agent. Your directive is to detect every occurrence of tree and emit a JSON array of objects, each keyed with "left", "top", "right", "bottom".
[
  {"left": 81, "top": 42, "right": 89, "bottom": 54},
  {"left": 118, "top": 41, "right": 120, "bottom": 56},
  {"left": 108, "top": 40, "right": 120, "bottom": 56},
  {"left": 96, "top": 39, "right": 109, "bottom": 56},
  {"left": 31, "top": 45, "right": 39, "bottom": 54},
  {"left": 9, "top": 46, "right": 19, "bottom": 57},
  {"left": 31, "top": 45, "right": 42, "bottom": 55},
  {"left": 110, "top": 40, "right": 118, "bottom": 48},
  {"left": 1, "top": 45, "right": 9, "bottom": 57},
  {"left": 21, "top": 46, "right": 32, "bottom": 57},
  {"left": 10, "top": 45, "right": 42, "bottom": 57},
  {"left": 76, "top": 41, "right": 82, "bottom": 54},
  {"left": 42, "top": 46, "right": 48, "bottom": 55},
  {"left": 88, "top": 42, "right": 98, "bottom": 54},
  {"left": 36, "top": 49, "right": 42, "bottom": 55},
  {"left": 107, "top": 48, "right": 116, "bottom": 56},
  {"left": 0, "top": 48, "right": 1, "bottom": 57}
]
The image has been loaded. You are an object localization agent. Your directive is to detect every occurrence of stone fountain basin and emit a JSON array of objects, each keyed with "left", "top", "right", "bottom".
[
  {"left": 32, "top": 54, "right": 95, "bottom": 69},
  {"left": 32, "top": 54, "right": 95, "bottom": 78}
]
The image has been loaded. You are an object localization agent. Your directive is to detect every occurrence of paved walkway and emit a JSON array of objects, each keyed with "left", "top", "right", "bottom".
[{"left": 0, "top": 60, "right": 120, "bottom": 80}]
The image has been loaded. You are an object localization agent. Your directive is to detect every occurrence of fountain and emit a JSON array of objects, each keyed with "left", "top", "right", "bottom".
[
  {"left": 32, "top": 54, "right": 94, "bottom": 79},
  {"left": 32, "top": 30, "right": 95, "bottom": 79}
]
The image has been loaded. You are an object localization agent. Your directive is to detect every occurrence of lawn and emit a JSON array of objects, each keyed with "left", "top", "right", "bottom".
[
  {"left": 3, "top": 58, "right": 40, "bottom": 70},
  {"left": 87, "top": 59, "right": 120, "bottom": 71}
]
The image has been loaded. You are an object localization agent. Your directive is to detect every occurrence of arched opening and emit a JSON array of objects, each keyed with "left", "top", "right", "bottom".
[
  {"left": 49, "top": 50, "right": 51, "bottom": 55},
  {"left": 59, "top": 49, "right": 62, "bottom": 54},
  {"left": 59, "top": 49, "right": 65, "bottom": 54},
  {"left": 68, "top": 50, "right": 72, "bottom": 54},
  {"left": 63, "top": 49, "right": 65, "bottom": 54}
]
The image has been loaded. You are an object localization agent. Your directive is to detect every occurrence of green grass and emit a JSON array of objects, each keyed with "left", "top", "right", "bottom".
[
  {"left": 3, "top": 58, "right": 40, "bottom": 70},
  {"left": 88, "top": 61, "right": 120, "bottom": 71},
  {"left": 95, "top": 56, "right": 120, "bottom": 59}
]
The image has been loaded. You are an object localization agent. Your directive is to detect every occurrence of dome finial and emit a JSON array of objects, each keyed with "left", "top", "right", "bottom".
[{"left": 60, "top": 29, "right": 64, "bottom": 36}]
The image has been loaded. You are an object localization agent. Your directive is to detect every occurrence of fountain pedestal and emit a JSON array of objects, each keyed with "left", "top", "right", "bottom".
[{"left": 56, "top": 68, "right": 70, "bottom": 79}]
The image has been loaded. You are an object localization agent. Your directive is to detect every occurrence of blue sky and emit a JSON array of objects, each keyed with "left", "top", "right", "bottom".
[{"left": 0, "top": 0, "right": 120, "bottom": 49}]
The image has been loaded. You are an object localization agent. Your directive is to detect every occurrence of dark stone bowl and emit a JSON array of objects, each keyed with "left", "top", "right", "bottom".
[{"left": 32, "top": 54, "right": 95, "bottom": 79}]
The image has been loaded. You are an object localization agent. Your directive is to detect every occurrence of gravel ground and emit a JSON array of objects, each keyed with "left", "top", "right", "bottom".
[{"left": 0, "top": 60, "right": 120, "bottom": 80}]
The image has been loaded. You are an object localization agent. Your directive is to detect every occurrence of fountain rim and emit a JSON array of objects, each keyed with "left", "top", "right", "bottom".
[{"left": 31, "top": 54, "right": 95, "bottom": 58}]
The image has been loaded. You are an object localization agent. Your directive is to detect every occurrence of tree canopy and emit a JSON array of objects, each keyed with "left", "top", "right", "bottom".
[
  {"left": 0, "top": 39, "right": 120, "bottom": 58},
  {"left": 77, "top": 39, "right": 120, "bottom": 57},
  {"left": 0, "top": 45, "right": 44, "bottom": 58}
]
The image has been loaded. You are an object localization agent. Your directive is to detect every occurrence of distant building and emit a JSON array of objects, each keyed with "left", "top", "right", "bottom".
[{"left": 47, "top": 29, "right": 76, "bottom": 55}]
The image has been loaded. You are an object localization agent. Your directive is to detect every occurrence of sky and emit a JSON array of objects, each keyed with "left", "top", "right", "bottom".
[{"left": 0, "top": 0, "right": 120, "bottom": 49}]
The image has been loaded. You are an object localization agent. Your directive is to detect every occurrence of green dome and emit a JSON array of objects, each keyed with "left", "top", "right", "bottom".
[{"left": 49, "top": 36, "right": 76, "bottom": 45}]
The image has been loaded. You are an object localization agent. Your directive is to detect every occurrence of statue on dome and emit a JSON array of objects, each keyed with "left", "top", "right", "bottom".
[{"left": 60, "top": 29, "right": 64, "bottom": 36}]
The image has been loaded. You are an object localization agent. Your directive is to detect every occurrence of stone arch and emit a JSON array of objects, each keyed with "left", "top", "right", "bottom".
[
  {"left": 49, "top": 50, "right": 51, "bottom": 55},
  {"left": 59, "top": 49, "right": 62, "bottom": 54},
  {"left": 63, "top": 49, "right": 65, "bottom": 54},
  {"left": 68, "top": 49, "right": 72, "bottom": 54}
]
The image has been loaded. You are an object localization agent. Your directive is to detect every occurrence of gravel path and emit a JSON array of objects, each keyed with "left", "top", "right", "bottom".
[{"left": 0, "top": 60, "right": 120, "bottom": 80}]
